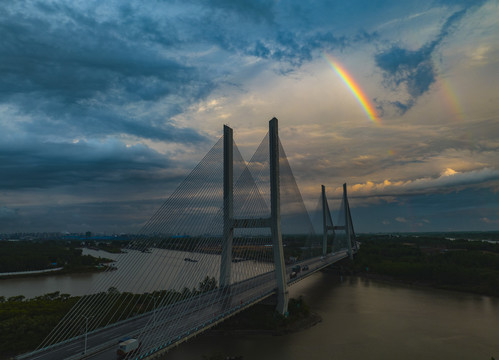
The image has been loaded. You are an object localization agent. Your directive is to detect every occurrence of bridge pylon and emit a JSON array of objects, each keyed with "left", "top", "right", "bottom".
[
  {"left": 220, "top": 117, "right": 289, "bottom": 314},
  {"left": 323, "top": 183, "right": 357, "bottom": 258},
  {"left": 331, "top": 183, "right": 357, "bottom": 259},
  {"left": 321, "top": 185, "right": 336, "bottom": 256},
  {"left": 342, "top": 183, "right": 357, "bottom": 259},
  {"left": 220, "top": 124, "right": 234, "bottom": 288}
]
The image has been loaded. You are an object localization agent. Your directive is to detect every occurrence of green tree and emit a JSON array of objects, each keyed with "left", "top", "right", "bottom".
[{"left": 199, "top": 276, "right": 217, "bottom": 292}]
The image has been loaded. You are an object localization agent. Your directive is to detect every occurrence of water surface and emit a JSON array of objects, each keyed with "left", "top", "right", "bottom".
[{"left": 166, "top": 272, "right": 499, "bottom": 360}]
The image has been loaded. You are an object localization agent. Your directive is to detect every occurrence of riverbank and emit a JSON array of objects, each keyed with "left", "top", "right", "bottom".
[{"left": 0, "top": 267, "right": 64, "bottom": 277}]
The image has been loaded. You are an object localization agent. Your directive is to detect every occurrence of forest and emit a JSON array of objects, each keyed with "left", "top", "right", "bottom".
[
  {"left": 349, "top": 233, "right": 499, "bottom": 296},
  {"left": 0, "top": 240, "right": 112, "bottom": 274},
  {"left": 0, "top": 276, "right": 218, "bottom": 359}
]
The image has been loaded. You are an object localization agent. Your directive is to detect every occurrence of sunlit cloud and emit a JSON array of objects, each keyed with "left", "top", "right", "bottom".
[
  {"left": 334, "top": 168, "right": 499, "bottom": 198},
  {"left": 481, "top": 217, "right": 499, "bottom": 224}
]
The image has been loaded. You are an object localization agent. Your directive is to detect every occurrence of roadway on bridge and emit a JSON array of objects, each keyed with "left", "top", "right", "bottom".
[{"left": 18, "top": 251, "right": 349, "bottom": 360}]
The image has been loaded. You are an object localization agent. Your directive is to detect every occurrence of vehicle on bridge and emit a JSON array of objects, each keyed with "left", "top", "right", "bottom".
[{"left": 117, "top": 338, "right": 140, "bottom": 359}]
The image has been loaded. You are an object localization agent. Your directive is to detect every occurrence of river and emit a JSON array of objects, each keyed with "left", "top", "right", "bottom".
[
  {"left": 165, "top": 271, "right": 499, "bottom": 360},
  {"left": 0, "top": 248, "right": 273, "bottom": 298}
]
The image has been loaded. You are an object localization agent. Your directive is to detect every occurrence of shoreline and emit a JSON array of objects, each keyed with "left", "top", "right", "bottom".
[
  {"left": 0, "top": 264, "right": 115, "bottom": 281},
  {"left": 0, "top": 267, "right": 64, "bottom": 277}
]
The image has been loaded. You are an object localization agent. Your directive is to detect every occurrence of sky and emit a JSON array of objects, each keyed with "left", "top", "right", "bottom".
[{"left": 0, "top": 0, "right": 498, "bottom": 234}]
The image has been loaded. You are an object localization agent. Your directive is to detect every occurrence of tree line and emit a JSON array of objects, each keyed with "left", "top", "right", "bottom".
[
  {"left": 350, "top": 234, "right": 499, "bottom": 296},
  {"left": 0, "top": 240, "right": 111, "bottom": 273},
  {"left": 0, "top": 275, "right": 218, "bottom": 358}
]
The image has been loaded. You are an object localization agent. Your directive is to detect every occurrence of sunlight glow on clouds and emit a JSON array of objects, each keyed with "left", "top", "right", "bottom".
[{"left": 332, "top": 168, "right": 499, "bottom": 197}]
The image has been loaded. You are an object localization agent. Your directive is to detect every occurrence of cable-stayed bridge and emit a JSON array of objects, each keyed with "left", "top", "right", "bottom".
[{"left": 18, "top": 118, "right": 358, "bottom": 360}]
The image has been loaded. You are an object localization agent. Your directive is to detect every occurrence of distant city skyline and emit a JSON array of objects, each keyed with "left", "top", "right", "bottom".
[{"left": 0, "top": 0, "right": 498, "bottom": 233}]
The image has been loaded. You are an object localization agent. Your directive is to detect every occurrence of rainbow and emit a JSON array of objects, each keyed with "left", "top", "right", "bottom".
[
  {"left": 438, "top": 76, "right": 464, "bottom": 121},
  {"left": 323, "top": 53, "right": 380, "bottom": 124}
]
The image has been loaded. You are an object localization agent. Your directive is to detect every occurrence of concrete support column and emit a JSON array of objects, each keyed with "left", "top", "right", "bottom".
[
  {"left": 269, "top": 117, "right": 289, "bottom": 315},
  {"left": 321, "top": 185, "right": 328, "bottom": 256},
  {"left": 220, "top": 125, "right": 233, "bottom": 288},
  {"left": 343, "top": 183, "right": 353, "bottom": 260}
]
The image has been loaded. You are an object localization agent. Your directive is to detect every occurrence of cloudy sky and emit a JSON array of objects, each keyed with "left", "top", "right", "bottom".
[{"left": 1, "top": 0, "right": 498, "bottom": 234}]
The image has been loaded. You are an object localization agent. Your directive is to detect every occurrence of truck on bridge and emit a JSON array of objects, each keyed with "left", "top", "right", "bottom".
[{"left": 117, "top": 338, "right": 140, "bottom": 359}]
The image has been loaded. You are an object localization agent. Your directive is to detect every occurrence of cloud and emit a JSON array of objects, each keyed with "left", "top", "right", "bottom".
[
  {"left": 0, "top": 1, "right": 213, "bottom": 143},
  {"left": 0, "top": 207, "right": 17, "bottom": 219},
  {"left": 481, "top": 217, "right": 499, "bottom": 224},
  {"left": 395, "top": 217, "right": 407, "bottom": 223},
  {"left": 374, "top": 3, "right": 485, "bottom": 113},
  {"left": 441, "top": 168, "right": 457, "bottom": 176},
  {"left": 204, "top": 0, "right": 276, "bottom": 23},
  {"left": 339, "top": 167, "right": 499, "bottom": 198},
  {"left": 0, "top": 199, "right": 163, "bottom": 233},
  {"left": 0, "top": 138, "right": 176, "bottom": 190}
]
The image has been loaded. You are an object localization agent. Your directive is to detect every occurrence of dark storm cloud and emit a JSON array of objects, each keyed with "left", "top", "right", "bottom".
[
  {"left": 350, "top": 188, "right": 499, "bottom": 233},
  {"left": 0, "top": 7, "right": 184, "bottom": 100},
  {"left": 374, "top": 4, "right": 482, "bottom": 113},
  {"left": 203, "top": 0, "right": 276, "bottom": 23},
  {"left": 0, "top": 139, "right": 172, "bottom": 190},
  {"left": 0, "top": 207, "right": 18, "bottom": 220},
  {"left": 11, "top": 101, "right": 206, "bottom": 143},
  {"left": 181, "top": 0, "right": 376, "bottom": 67},
  {"left": 0, "top": 1, "right": 211, "bottom": 142},
  {"left": 0, "top": 199, "right": 164, "bottom": 233}
]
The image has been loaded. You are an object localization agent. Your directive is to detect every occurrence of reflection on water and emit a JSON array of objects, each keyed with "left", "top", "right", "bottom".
[
  {"left": 166, "top": 272, "right": 499, "bottom": 360},
  {"left": 0, "top": 248, "right": 273, "bottom": 298}
]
